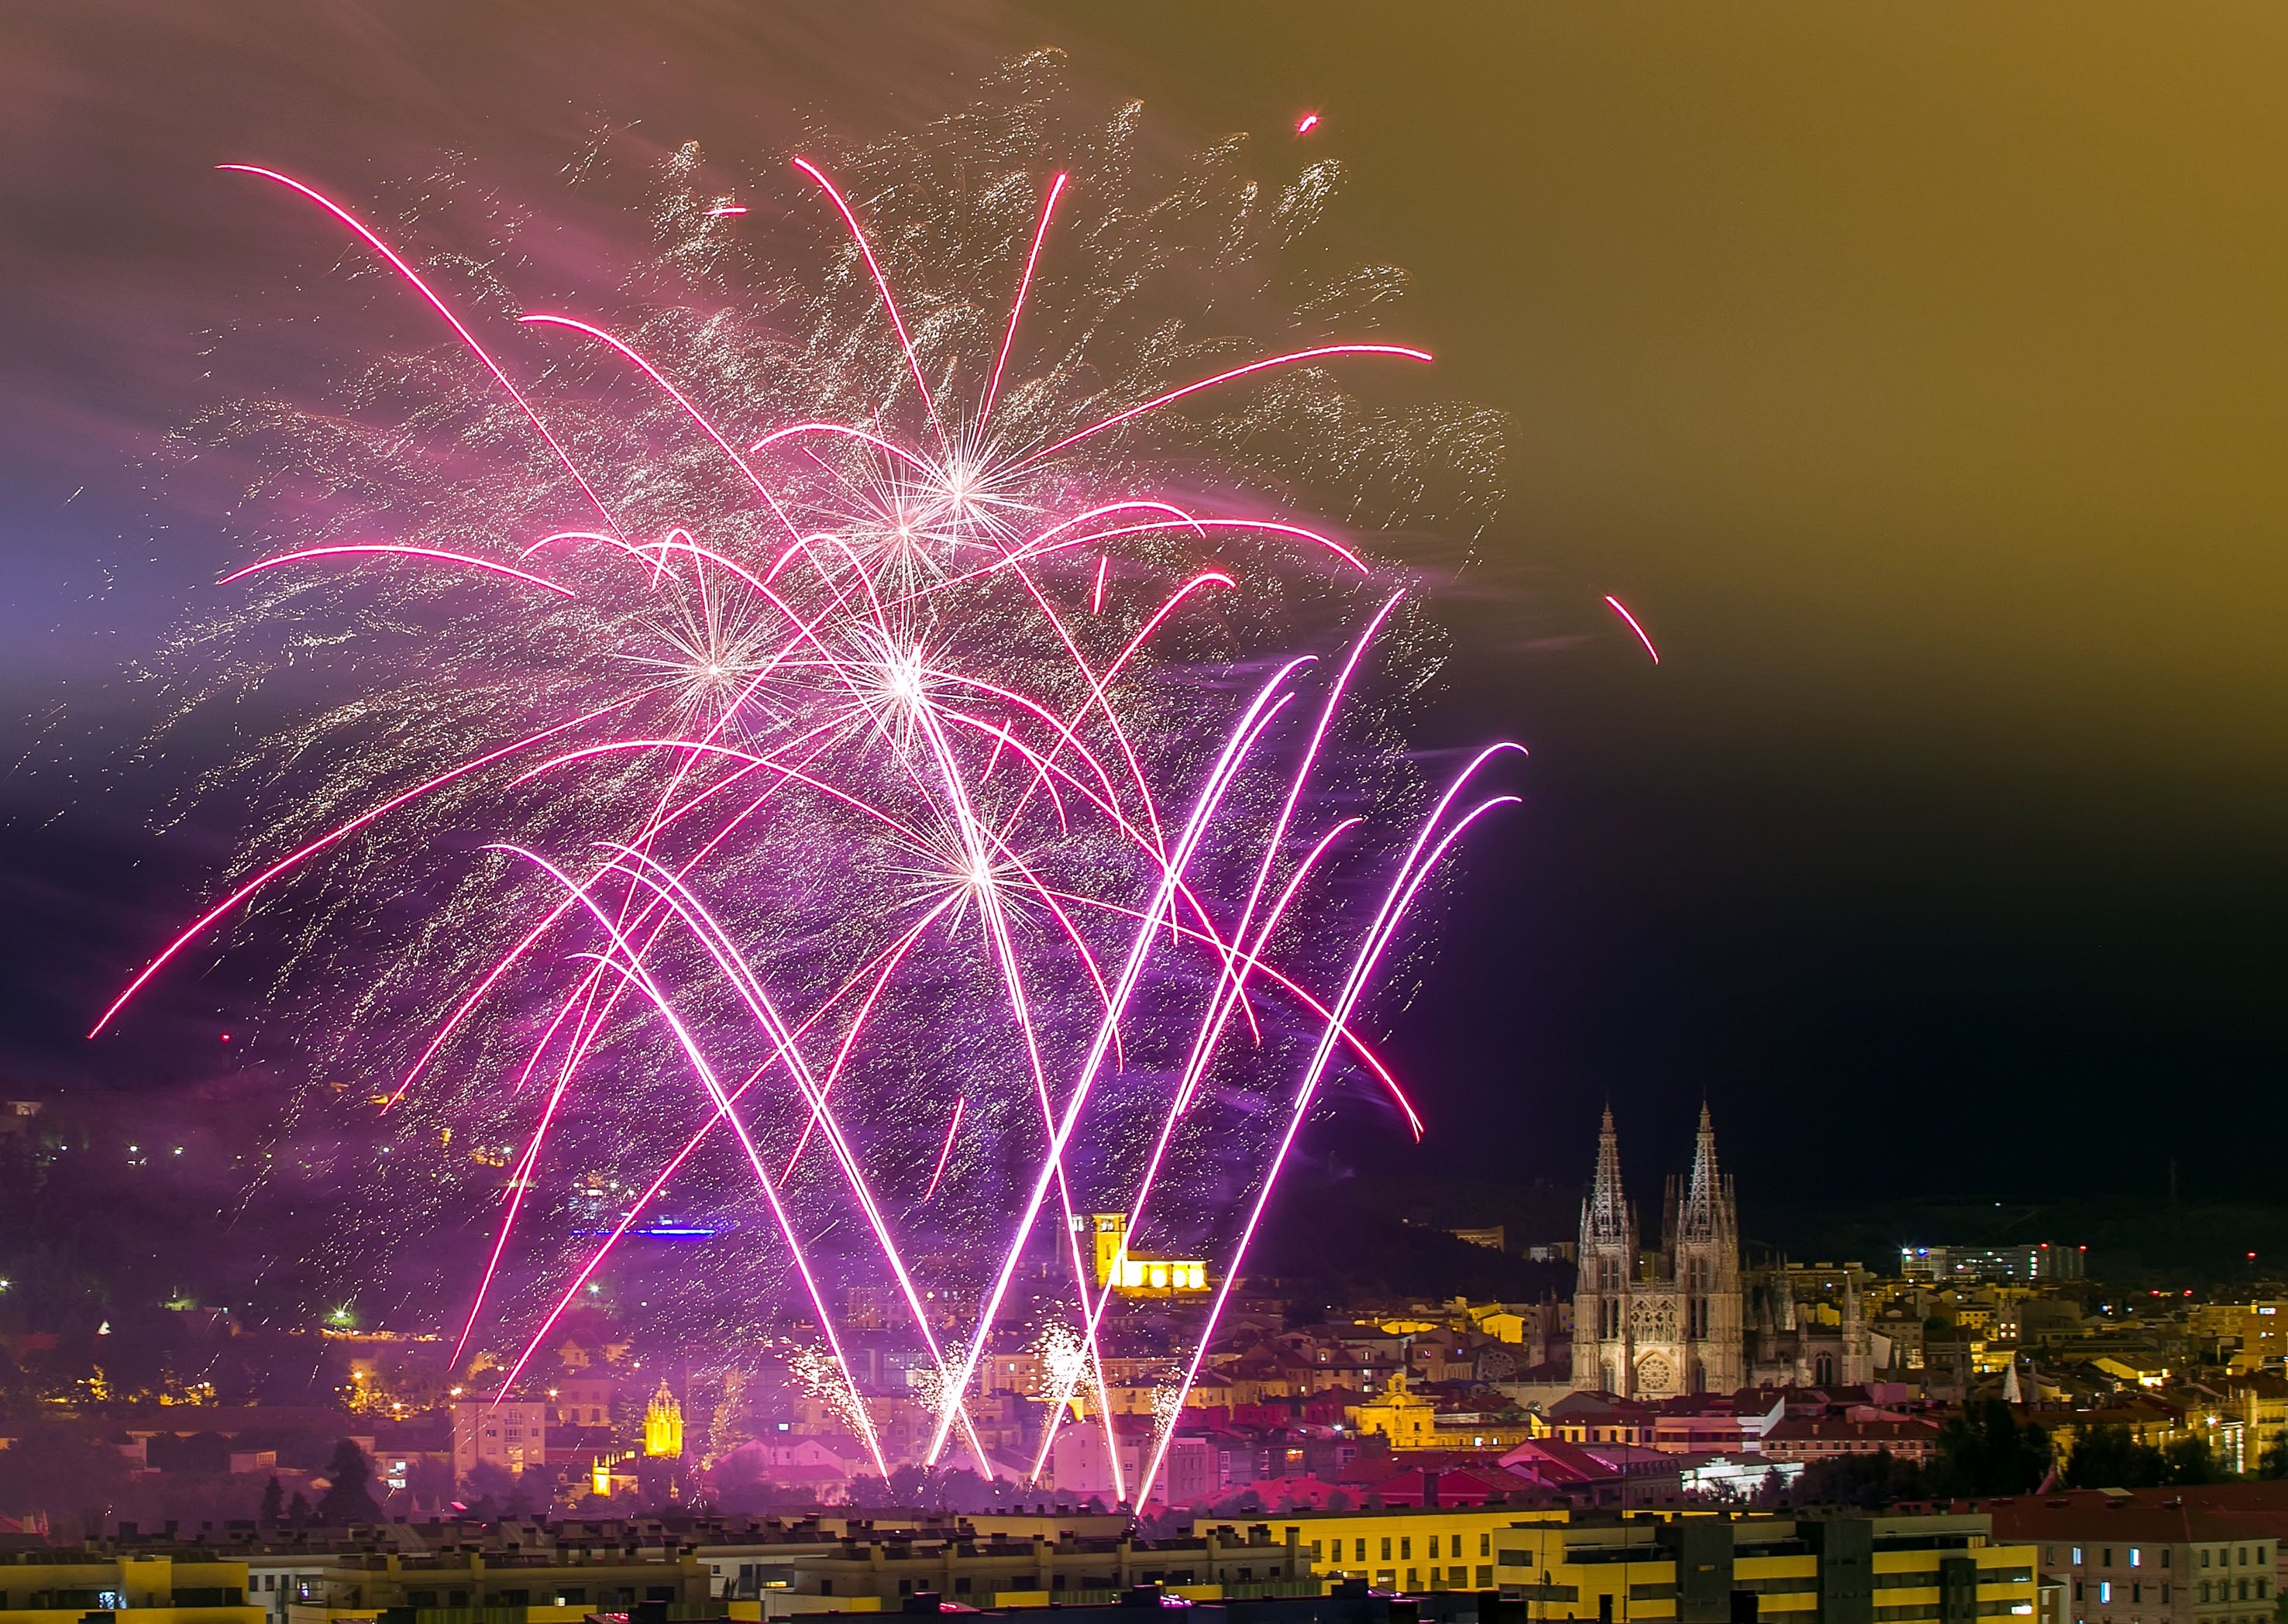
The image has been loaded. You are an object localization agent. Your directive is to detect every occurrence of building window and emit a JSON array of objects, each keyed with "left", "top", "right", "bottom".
[
  {"left": 1381, "top": 1540, "right": 1392, "bottom": 1562},
  {"left": 2075, "top": 1550, "right": 2084, "bottom": 1567},
  {"left": 2204, "top": 1553, "right": 2213, "bottom": 1569},
  {"left": 2162, "top": 1552, "right": 2172, "bottom": 1570},
  {"left": 1357, "top": 1542, "right": 1367, "bottom": 1563},
  {"left": 1481, "top": 1534, "right": 1492, "bottom": 1558},
  {"left": 2132, "top": 1551, "right": 2142, "bottom": 1569},
  {"left": 2161, "top": 1585, "right": 2169, "bottom": 1603},
  {"left": 1401, "top": 1539, "right": 1412, "bottom": 1560},
  {"left": 2100, "top": 1582, "right": 2111, "bottom": 1603}
]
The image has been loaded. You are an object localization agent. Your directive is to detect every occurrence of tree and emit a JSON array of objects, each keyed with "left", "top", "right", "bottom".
[
  {"left": 315, "top": 1438, "right": 382, "bottom": 1525},
  {"left": 0, "top": 1419, "right": 132, "bottom": 1533},
  {"left": 2259, "top": 1438, "right": 2288, "bottom": 1480},
  {"left": 2063, "top": 1425, "right": 2168, "bottom": 1490},
  {"left": 2162, "top": 1436, "right": 2221, "bottom": 1486},
  {"left": 1932, "top": 1400, "right": 2053, "bottom": 1496},
  {"left": 286, "top": 1489, "right": 311, "bottom": 1525},
  {"left": 460, "top": 1459, "right": 538, "bottom": 1519},
  {"left": 404, "top": 1456, "right": 455, "bottom": 1510},
  {"left": 1794, "top": 1448, "right": 1928, "bottom": 1509},
  {"left": 258, "top": 1475, "right": 284, "bottom": 1525}
]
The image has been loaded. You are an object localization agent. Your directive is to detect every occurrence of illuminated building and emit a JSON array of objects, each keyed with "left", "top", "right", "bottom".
[
  {"left": 0, "top": 1553, "right": 264, "bottom": 1624},
  {"left": 1987, "top": 1492, "right": 2276, "bottom": 1624},
  {"left": 2191, "top": 1301, "right": 2288, "bottom": 1374},
  {"left": 449, "top": 1399, "right": 545, "bottom": 1479},
  {"left": 1344, "top": 1370, "right": 1540, "bottom": 1454},
  {"left": 1574, "top": 1103, "right": 1747, "bottom": 1395},
  {"left": 1901, "top": 1243, "right": 2087, "bottom": 1283},
  {"left": 721, "top": 1522, "right": 1313, "bottom": 1602},
  {"left": 1574, "top": 1104, "right": 1873, "bottom": 1395},
  {"left": 644, "top": 1378, "right": 684, "bottom": 1457},
  {"left": 1078, "top": 1212, "right": 1208, "bottom": 1295},
  {"left": 1223, "top": 1505, "right": 2039, "bottom": 1615}
]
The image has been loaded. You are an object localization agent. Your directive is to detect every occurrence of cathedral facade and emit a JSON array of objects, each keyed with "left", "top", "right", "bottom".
[{"left": 1571, "top": 1104, "right": 1871, "bottom": 1398}]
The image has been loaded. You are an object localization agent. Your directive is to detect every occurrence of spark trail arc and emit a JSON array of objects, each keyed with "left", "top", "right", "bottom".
[{"left": 102, "top": 131, "right": 1518, "bottom": 1505}]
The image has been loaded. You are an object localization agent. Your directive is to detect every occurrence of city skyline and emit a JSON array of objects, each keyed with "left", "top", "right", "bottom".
[{"left": 3, "top": 0, "right": 2287, "bottom": 1545}]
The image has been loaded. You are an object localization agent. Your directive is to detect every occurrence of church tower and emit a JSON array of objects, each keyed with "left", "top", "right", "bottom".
[
  {"left": 643, "top": 1379, "right": 684, "bottom": 1458},
  {"left": 1572, "top": 1106, "right": 1638, "bottom": 1395},
  {"left": 1663, "top": 1102, "right": 1744, "bottom": 1392}
]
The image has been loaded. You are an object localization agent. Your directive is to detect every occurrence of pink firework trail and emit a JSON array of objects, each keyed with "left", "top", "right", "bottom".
[
  {"left": 107, "top": 119, "right": 1516, "bottom": 1505},
  {"left": 1604, "top": 593, "right": 1661, "bottom": 663}
]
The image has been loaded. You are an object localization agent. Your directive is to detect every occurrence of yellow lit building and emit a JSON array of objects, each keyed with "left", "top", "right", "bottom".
[
  {"left": 262, "top": 1548, "right": 714, "bottom": 1622},
  {"left": 2231, "top": 1373, "right": 2288, "bottom": 1473},
  {"left": 1200, "top": 1505, "right": 2037, "bottom": 1616},
  {"left": 2210, "top": 1302, "right": 2288, "bottom": 1373},
  {"left": 1344, "top": 1371, "right": 1540, "bottom": 1453},
  {"left": 0, "top": 1553, "right": 265, "bottom": 1624},
  {"left": 1081, "top": 1213, "right": 1208, "bottom": 1295},
  {"left": 644, "top": 1379, "right": 684, "bottom": 1457}
]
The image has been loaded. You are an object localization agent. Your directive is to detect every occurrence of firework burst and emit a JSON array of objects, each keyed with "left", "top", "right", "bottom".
[{"left": 106, "top": 64, "right": 1516, "bottom": 1503}]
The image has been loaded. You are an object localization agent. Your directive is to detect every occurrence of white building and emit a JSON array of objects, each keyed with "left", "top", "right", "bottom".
[{"left": 450, "top": 1399, "right": 547, "bottom": 1479}]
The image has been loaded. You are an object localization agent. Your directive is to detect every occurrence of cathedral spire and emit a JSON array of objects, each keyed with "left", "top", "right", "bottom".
[
  {"left": 1581, "top": 1104, "right": 1631, "bottom": 1246},
  {"left": 1677, "top": 1099, "right": 1723, "bottom": 1240}
]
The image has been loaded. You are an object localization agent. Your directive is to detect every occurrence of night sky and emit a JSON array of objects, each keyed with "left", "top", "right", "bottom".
[{"left": 2, "top": 0, "right": 2283, "bottom": 1254}]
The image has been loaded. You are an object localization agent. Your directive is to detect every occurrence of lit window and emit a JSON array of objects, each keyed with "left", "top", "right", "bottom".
[
  {"left": 2133, "top": 1550, "right": 2142, "bottom": 1568},
  {"left": 2100, "top": 1583, "right": 2112, "bottom": 1603},
  {"left": 2076, "top": 1550, "right": 2085, "bottom": 1567}
]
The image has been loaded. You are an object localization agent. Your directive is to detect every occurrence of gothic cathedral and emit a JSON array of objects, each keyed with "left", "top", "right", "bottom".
[{"left": 1572, "top": 1104, "right": 1870, "bottom": 1397}]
